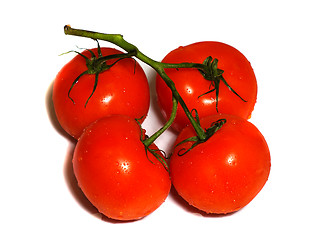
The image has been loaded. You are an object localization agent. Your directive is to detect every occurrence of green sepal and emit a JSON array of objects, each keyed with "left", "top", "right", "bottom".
[
  {"left": 63, "top": 40, "right": 137, "bottom": 107},
  {"left": 135, "top": 117, "right": 170, "bottom": 172},
  {"left": 175, "top": 118, "right": 227, "bottom": 156},
  {"left": 198, "top": 56, "right": 247, "bottom": 112}
]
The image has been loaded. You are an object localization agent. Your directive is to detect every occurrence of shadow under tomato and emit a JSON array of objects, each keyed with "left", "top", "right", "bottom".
[
  {"left": 63, "top": 143, "right": 98, "bottom": 214},
  {"left": 169, "top": 186, "right": 236, "bottom": 218}
]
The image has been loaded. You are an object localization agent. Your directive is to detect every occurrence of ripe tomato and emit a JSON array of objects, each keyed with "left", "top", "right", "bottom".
[
  {"left": 156, "top": 41, "right": 257, "bottom": 132},
  {"left": 53, "top": 47, "right": 150, "bottom": 139},
  {"left": 72, "top": 115, "right": 171, "bottom": 221},
  {"left": 170, "top": 114, "right": 270, "bottom": 214}
]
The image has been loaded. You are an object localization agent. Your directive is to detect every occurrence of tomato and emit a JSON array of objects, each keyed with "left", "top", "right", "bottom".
[
  {"left": 156, "top": 41, "right": 257, "bottom": 132},
  {"left": 170, "top": 114, "right": 270, "bottom": 214},
  {"left": 53, "top": 47, "right": 150, "bottom": 139},
  {"left": 72, "top": 115, "right": 171, "bottom": 221}
]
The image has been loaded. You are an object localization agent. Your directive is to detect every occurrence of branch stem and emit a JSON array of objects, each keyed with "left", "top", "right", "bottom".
[
  {"left": 143, "top": 96, "right": 178, "bottom": 147},
  {"left": 64, "top": 25, "right": 207, "bottom": 140}
]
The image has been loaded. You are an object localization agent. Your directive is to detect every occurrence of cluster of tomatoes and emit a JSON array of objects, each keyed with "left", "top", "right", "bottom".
[{"left": 52, "top": 33, "right": 271, "bottom": 221}]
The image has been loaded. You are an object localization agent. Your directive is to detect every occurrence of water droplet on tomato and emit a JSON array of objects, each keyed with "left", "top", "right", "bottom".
[
  {"left": 227, "top": 154, "right": 237, "bottom": 166},
  {"left": 101, "top": 95, "right": 112, "bottom": 103},
  {"left": 184, "top": 84, "right": 193, "bottom": 94}
]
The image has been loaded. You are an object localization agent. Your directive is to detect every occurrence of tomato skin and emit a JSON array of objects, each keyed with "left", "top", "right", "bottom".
[
  {"left": 72, "top": 115, "right": 171, "bottom": 221},
  {"left": 53, "top": 48, "right": 150, "bottom": 139},
  {"left": 170, "top": 114, "right": 270, "bottom": 214},
  {"left": 156, "top": 41, "right": 257, "bottom": 132}
]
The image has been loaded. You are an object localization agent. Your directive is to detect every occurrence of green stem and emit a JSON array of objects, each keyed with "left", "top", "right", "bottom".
[
  {"left": 154, "top": 69, "right": 207, "bottom": 139},
  {"left": 64, "top": 25, "right": 207, "bottom": 140},
  {"left": 159, "top": 62, "right": 207, "bottom": 72},
  {"left": 143, "top": 96, "right": 178, "bottom": 147}
]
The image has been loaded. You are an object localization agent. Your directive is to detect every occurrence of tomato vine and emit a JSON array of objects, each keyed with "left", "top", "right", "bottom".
[{"left": 63, "top": 25, "right": 246, "bottom": 154}]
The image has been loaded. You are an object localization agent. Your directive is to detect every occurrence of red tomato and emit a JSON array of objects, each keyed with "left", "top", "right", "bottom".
[
  {"left": 156, "top": 41, "right": 257, "bottom": 132},
  {"left": 170, "top": 114, "right": 270, "bottom": 214},
  {"left": 53, "top": 47, "right": 150, "bottom": 139},
  {"left": 72, "top": 115, "right": 171, "bottom": 221}
]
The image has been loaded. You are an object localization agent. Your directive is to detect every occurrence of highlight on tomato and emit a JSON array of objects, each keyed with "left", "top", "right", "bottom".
[
  {"left": 170, "top": 114, "right": 271, "bottom": 214},
  {"left": 156, "top": 41, "right": 257, "bottom": 132},
  {"left": 72, "top": 115, "right": 171, "bottom": 221},
  {"left": 52, "top": 47, "right": 150, "bottom": 139}
]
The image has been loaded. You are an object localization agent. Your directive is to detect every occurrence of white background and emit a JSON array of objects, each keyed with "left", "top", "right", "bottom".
[{"left": 1, "top": 0, "right": 322, "bottom": 239}]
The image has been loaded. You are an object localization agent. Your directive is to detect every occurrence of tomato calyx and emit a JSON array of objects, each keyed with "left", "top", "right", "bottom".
[
  {"left": 198, "top": 56, "right": 247, "bottom": 111},
  {"left": 66, "top": 41, "right": 137, "bottom": 107},
  {"left": 135, "top": 117, "right": 169, "bottom": 171},
  {"left": 175, "top": 110, "right": 226, "bottom": 155}
]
